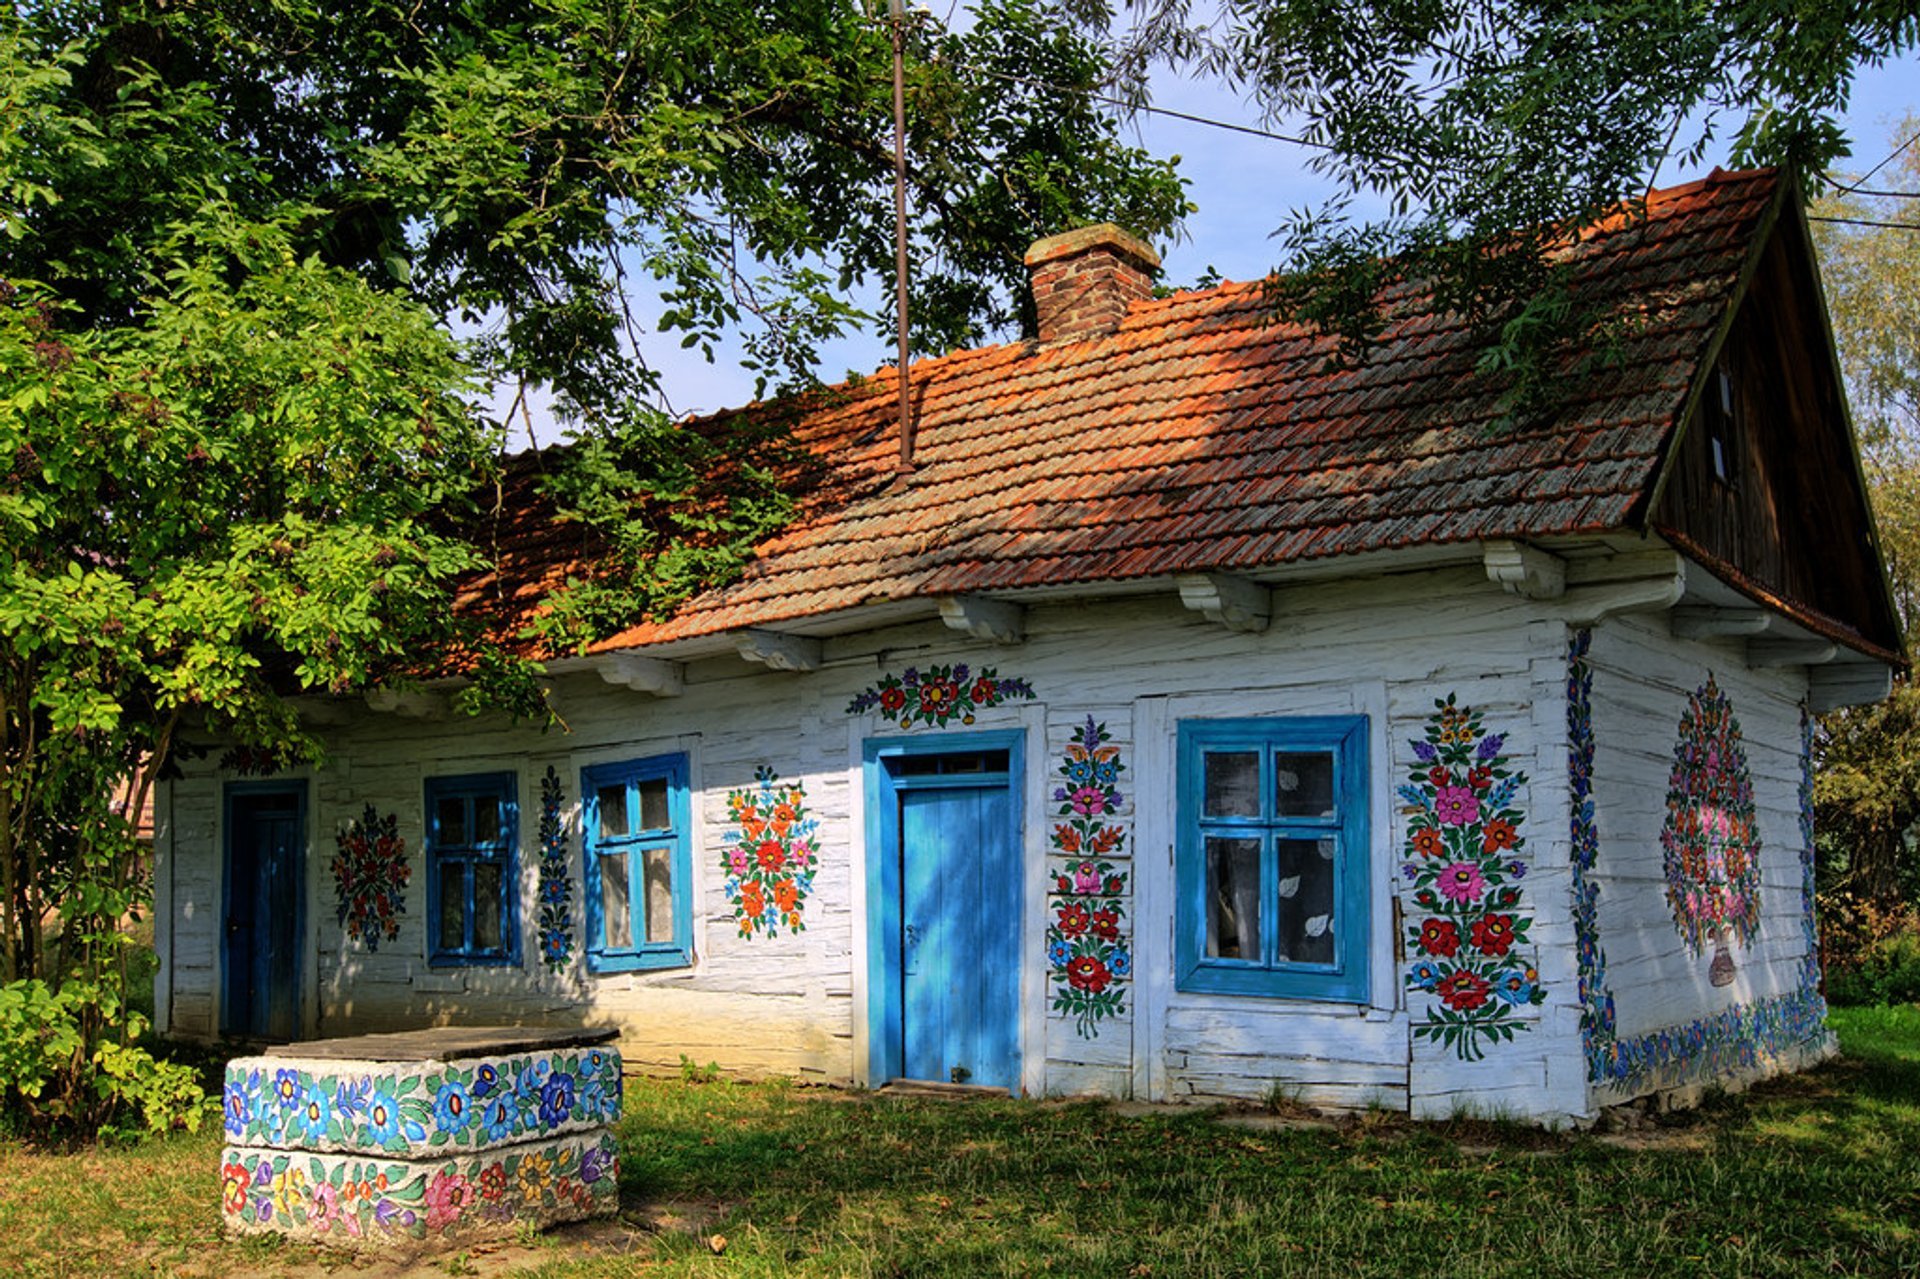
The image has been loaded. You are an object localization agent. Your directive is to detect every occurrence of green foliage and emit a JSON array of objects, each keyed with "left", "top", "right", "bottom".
[
  {"left": 0, "top": 977, "right": 205, "bottom": 1140},
  {"left": 1810, "top": 118, "right": 1920, "bottom": 913},
  {"left": 1081, "top": 2, "right": 1917, "bottom": 413}
]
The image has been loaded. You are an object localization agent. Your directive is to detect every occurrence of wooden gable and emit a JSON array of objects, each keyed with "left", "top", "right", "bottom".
[{"left": 1647, "top": 186, "right": 1903, "bottom": 662}]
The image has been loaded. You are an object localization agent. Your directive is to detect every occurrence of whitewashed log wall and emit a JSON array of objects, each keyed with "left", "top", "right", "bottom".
[{"left": 152, "top": 563, "right": 1830, "bottom": 1122}]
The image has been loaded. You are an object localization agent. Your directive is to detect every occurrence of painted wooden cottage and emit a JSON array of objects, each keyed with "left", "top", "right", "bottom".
[{"left": 155, "top": 168, "right": 1901, "bottom": 1123}]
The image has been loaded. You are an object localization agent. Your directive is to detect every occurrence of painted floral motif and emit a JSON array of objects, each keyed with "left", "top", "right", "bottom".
[
  {"left": 333, "top": 805, "right": 409, "bottom": 950},
  {"left": 1660, "top": 676, "right": 1762, "bottom": 983},
  {"left": 1568, "top": 631, "right": 1830, "bottom": 1090},
  {"left": 1400, "top": 695, "right": 1544, "bottom": 1061},
  {"left": 847, "top": 662, "right": 1035, "bottom": 730},
  {"left": 223, "top": 1048, "right": 623, "bottom": 1155},
  {"left": 537, "top": 766, "right": 575, "bottom": 969},
  {"left": 721, "top": 768, "right": 820, "bottom": 938},
  {"left": 222, "top": 1132, "right": 617, "bottom": 1240},
  {"left": 1045, "top": 717, "right": 1130, "bottom": 1037}
]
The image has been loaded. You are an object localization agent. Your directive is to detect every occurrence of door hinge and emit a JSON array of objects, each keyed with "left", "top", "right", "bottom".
[{"left": 1391, "top": 896, "right": 1404, "bottom": 964}]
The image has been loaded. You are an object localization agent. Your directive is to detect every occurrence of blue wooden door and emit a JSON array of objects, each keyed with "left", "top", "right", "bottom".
[
  {"left": 223, "top": 785, "right": 305, "bottom": 1040},
  {"left": 895, "top": 763, "right": 1019, "bottom": 1088}
]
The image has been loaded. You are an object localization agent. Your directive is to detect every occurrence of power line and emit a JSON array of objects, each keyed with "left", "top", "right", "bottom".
[
  {"left": 1838, "top": 187, "right": 1920, "bottom": 200},
  {"left": 1809, "top": 214, "right": 1920, "bottom": 231},
  {"left": 969, "top": 67, "right": 1333, "bottom": 150},
  {"left": 1831, "top": 127, "right": 1920, "bottom": 195}
]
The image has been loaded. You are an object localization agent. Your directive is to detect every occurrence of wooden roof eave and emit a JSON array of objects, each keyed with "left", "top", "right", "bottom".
[{"left": 1633, "top": 171, "right": 1789, "bottom": 528}]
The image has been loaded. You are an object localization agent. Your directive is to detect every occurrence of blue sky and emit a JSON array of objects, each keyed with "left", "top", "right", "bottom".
[{"left": 508, "top": 38, "right": 1920, "bottom": 440}]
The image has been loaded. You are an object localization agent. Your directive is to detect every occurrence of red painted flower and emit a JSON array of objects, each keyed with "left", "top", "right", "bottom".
[
  {"left": 773, "top": 878, "right": 799, "bottom": 913},
  {"left": 970, "top": 677, "right": 997, "bottom": 704},
  {"left": 479, "top": 1163, "right": 507, "bottom": 1201},
  {"left": 1418, "top": 918, "right": 1460, "bottom": 957},
  {"left": 1428, "top": 765, "right": 1450, "bottom": 787},
  {"left": 1469, "top": 913, "right": 1516, "bottom": 956},
  {"left": 1055, "top": 903, "right": 1091, "bottom": 936},
  {"left": 1411, "top": 827, "right": 1445, "bottom": 858},
  {"left": 756, "top": 840, "right": 785, "bottom": 872},
  {"left": 1467, "top": 765, "right": 1493, "bottom": 791},
  {"left": 741, "top": 881, "right": 766, "bottom": 919},
  {"left": 918, "top": 680, "right": 958, "bottom": 714},
  {"left": 1066, "top": 955, "right": 1112, "bottom": 993},
  {"left": 1091, "top": 908, "right": 1121, "bottom": 941},
  {"left": 1481, "top": 817, "right": 1518, "bottom": 854},
  {"left": 1437, "top": 969, "right": 1492, "bottom": 1011},
  {"left": 879, "top": 685, "right": 908, "bottom": 712}
]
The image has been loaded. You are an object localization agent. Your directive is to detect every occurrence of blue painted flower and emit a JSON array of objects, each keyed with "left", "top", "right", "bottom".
[
  {"left": 293, "top": 1084, "right": 332, "bottom": 1143},
  {"left": 1507, "top": 859, "right": 1527, "bottom": 879},
  {"left": 1108, "top": 948, "right": 1132, "bottom": 978},
  {"left": 333, "top": 1075, "right": 371, "bottom": 1122},
  {"left": 1046, "top": 939, "right": 1071, "bottom": 968},
  {"left": 483, "top": 1095, "right": 517, "bottom": 1142},
  {"left": 224, "top": 1082, "right": 252, "bottom": 1138},
  {"left": 542, "top": 932, "right": 570, "bottom": 963},
  {"left": 1495, "top": 970, "right": 1537, "bottom": 1005},
  {"left": 1411, "top": 739, "right": 1437, "bottom": 762},
  {"left": 273, "top": 1068, "right": 301, "bottom": 1109},
  {"left": 433, "top": 1080, "right": 473, "bottom": 1136},
  {"left": 1477, "top": 733, "right": 1505, "bottom": 761},
  {"left": 365, "top": 1091, "right": 404, "bottom": 1146},
  {"left": 539, "top": 1072, "right": 577, "bottom": 1128},
  {"left": 1408, "top": 961, "right": 1440, "bottom": 990},
  {"left": 1401, "top": 862, "right": 1419, "bottom": 882},
  {"left": 473, "top": 1063, "right": 499, "bottom": 1098}
]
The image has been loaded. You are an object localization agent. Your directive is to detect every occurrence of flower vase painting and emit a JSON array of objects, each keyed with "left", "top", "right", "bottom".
[{"left": 1660, "top": 676, "right": 1762, "bottom": 987}]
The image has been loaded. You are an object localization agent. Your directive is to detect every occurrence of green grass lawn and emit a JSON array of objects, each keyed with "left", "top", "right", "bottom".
[{"left": 4, "top": 1008, "right": 1916, "bottom": 1278}]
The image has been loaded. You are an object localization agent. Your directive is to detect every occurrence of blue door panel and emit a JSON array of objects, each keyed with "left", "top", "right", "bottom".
[{"left": 223, "top": 783, "right": 306, "bottom": 1040}]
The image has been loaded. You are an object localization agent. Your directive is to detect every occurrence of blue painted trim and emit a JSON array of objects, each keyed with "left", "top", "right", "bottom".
[
  {"left": 220, "top": 779, "right": 308, "bottom": 1038},
  {"left": 424, "top": 771, "right": 519, "bottom": 967},
  {"left": 581, "top": 753, "right": 692, "bottom": 973},
  {"left": 1175, "top": 716, "right": 1371, "bottom": 1003},
  {"left": 863, "top": 730, "right": 1025, "bottom": 1085}
]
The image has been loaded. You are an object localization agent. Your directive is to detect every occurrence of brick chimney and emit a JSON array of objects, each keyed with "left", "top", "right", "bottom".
[{"left": 1024, "top": 224, "right": 1160, "bottom": 343}]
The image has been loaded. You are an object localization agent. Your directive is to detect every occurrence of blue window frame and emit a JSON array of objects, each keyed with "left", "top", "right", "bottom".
[
  {"left": 582, "top": 754, "right": 692, "bottom": 973},
  {"left": 1176, "top": 717, "right": 1370, "bottom": 1001},
  {"left": 426, "top": 772, "right": 518, "bottom": 966}
]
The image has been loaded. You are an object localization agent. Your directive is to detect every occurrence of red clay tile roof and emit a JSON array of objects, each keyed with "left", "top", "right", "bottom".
[{"left": 463, "top": 168, "right": 1785, "bottom": 657}]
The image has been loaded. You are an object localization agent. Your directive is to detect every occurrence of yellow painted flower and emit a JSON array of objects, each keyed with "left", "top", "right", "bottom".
[{"left": 516, "top": 1149, "right": 554, "bottom": 1200}]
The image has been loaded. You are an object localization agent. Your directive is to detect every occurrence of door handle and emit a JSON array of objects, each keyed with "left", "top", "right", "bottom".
[{"left": 903, "top": 923, "right": 921, "bottom": 950}]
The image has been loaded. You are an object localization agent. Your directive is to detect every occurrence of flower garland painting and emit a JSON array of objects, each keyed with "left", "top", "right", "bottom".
[
  {"left": 1045, "top": 717, "right": 1130, "bottom": 1037},
  {"left": 721, "top": 768, "right": 820, "bottom": 938},
  {"left": 1567, "top": 629, "right": 1620, "bottom": 1080},
  {"left": 847, "top": 662, "right": 1035, "bottom": 730},
  {"left": 1660, "top": 675, "right": 1762, "bottom": 986},
  {"left": 536, "top": 766, "right": 575, "bottom": 969},
  {"left": 1401, "top": 695, "right": 1544, "bottom": 1061},
  {"left": 333, "top": 806, "right": 409, "bottom": 950}
]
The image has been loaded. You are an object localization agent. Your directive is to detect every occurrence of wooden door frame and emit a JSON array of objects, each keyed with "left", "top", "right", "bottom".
[
  {"left": 861, "top": 730, "right": 1025, "bottom": 1085},
  {"left": 220, "top": 779, "right": 308, "bottom": 1039}
]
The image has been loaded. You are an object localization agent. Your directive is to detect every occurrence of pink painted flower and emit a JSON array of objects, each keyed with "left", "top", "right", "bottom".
[
  {"left": 1073, "top": 861, "right": 1102, "bottom": 894},
  {"left": 727, "top": 847, "right": 750, "bottom": 875},
  {"left": 1437, "top": 861, "right": 1487, "bottom": 903},
  {"left": 1070, "top": 786, "right": 1111, "bottom": 817},
  {"left": 425, "top": 1169, "right": 475, "bottom": 1233},
  {"left": 1433, "top": 785, "right": 1481, "bottom": 827}
]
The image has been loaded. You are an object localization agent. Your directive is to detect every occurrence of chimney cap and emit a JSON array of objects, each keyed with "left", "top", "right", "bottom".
[{"left": 1023, "top": 223, "right": 1160, "bottom": 272}]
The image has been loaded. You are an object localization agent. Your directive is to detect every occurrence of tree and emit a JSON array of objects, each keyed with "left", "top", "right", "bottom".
[
  {"left": 1809, "top": 117, "right": 1920, "bottom": 914},
  {"left": 0, "top": 2, "right": 1185, "bottom": 1134},
  {"left": 1076, "top": 1, "right": 1918, "bottom": 409}
]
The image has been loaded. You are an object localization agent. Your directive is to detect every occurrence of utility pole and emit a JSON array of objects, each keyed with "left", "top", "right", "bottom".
[{"left": 888, "top": 0, "right": 916, "bottom": 474}]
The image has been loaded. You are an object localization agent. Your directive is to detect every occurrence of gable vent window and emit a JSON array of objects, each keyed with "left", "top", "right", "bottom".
[{"left": 1708, "top": 365, "right": 1739, "bottom": 487}]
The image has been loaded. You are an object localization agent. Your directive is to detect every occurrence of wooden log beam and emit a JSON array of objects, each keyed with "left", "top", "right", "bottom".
[
  {"left": 363, "top": 687, "right": 448, "bottom": 720},
  {"left": 734, "top": 629, "right": 823, "bottom": 672},
  {"left": 596, "top": 652, "right": 685, "bottom": 697},
  {"left": 1482, "top": 540, "right": 1566, "bottom": 600},
  {"left": 1175, "top": 573, "right": 1271, "bottom": 633},
  {"left": 1809, "top": 662, "right": 1894, "bottom": 712},
  {"left": 1670, "top": 607, "right": 1772, "bottom": 641},
  {"left": 937, "top": 594, "right": 1025, "bottom": 644},
  {"left": 1747, "top": 638, "right": 1838, "bottom": 668}
]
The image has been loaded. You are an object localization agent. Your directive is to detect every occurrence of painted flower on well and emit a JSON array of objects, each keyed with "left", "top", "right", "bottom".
[
  {"left": 274, "top": 1068, "right": 301, "bottom": 1109},
  {"left": 223, "top": 1084, "right": 251, "bottom": 1138},
  {"left": 539, "top": 1072, "right": 578, "bottom": 1129},
  {"left": 433, "top": 1080, "right": 473, "bottom": 1136},
  {"left": 581, "top": 1144, "right": 613, "bottom": 1185},
  {"left": 483, "top": 1095, "right": 517, "bottom": 1143},
  {"left": 1433, "top": 786, "right": 1481, "bottom": 827},
  {"left": 1437, "top": 862, "right": 1487, "bottom": 904},
  {"left": 222, "top": 1161, "right": 250, "bottom": 1214},
  {"left": 479, "top": 1162, "right": 508, "bottom": 1201},
  {"left": 425, "top": 1169, "right": 475, "bottom": 1232},
  {"left": 1418, "top": 918, "right": 1460, "bottom": 957},
  {"left": 294, "top": 1084, "right": 332, "bottom": 1144},
  {"left": 365, "top": 1092, "right": 403, "bottom": 1145},
  {"left": 517, "top": 1149, "right": 556, "bottom": 1200},
  {"left": 474, "top": 1063, "right": 499, "bottom": 1098}
]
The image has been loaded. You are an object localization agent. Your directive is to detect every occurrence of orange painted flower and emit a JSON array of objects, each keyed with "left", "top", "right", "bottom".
[{"left": 1481, "top": 817, "right": 1518, "bottom": 853}]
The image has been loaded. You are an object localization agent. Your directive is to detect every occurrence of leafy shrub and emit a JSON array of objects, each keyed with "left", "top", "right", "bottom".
[
  {"left": 0, "top": 978, "right": 207, "bottom": 1141},
  {"left": 1820, "top": 892, "right": 1920, "bottom": 1006}
]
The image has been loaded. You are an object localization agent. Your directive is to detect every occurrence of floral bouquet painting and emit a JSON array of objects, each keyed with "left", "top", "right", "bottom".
[
  {"left": 1045, "top": 717, "right": 1131, "bottom": 1037},
  {"left": 1660, "top": 676, "right": 1761, "bottom": 986},
  {"left": 333, "top": 805, "right": 409, "bottom": 950},
  {"left": 721, "top": 768, "right": 820, "bottom": 939},
  {"left": 1400, "top": 696, "right": 1544, "bottom": 1060}
]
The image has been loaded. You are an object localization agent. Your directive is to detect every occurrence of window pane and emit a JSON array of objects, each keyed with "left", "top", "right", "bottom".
[
  {"left": 642, "top": 847, "right": 674, "bottom": 942},
  {"left": 473, "top": 797, "right": 501, "bottom": 846},
  {"left": 638, "top": 779, "right": 671, "bottom": 832},
  {"left": 1204, "top": 751, "right": 1260, "bottom": 818},
  {"left": 439, "top": 866, "right": 466, "bottom": 951},
  {"left": 601, "top": 851, "right": 632, "bottom": 949},
  {"left": 1274, "top": 752, "right": 1336, "bottom": 819},
  {"left": 1275, "top": 838, "right": 1337, "bottom": 965},
  {"left": 473, "top": 862, "right": 503, "bottom": 952},
  {"left": 596, "top": 785, "right": 629, "bottom": 840},
  {"left": 1205, "top": 836, "right": 1262, "bottom": 959},
  {"left": 437, "top": 795, "right": 468, "bottom": 846}
]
